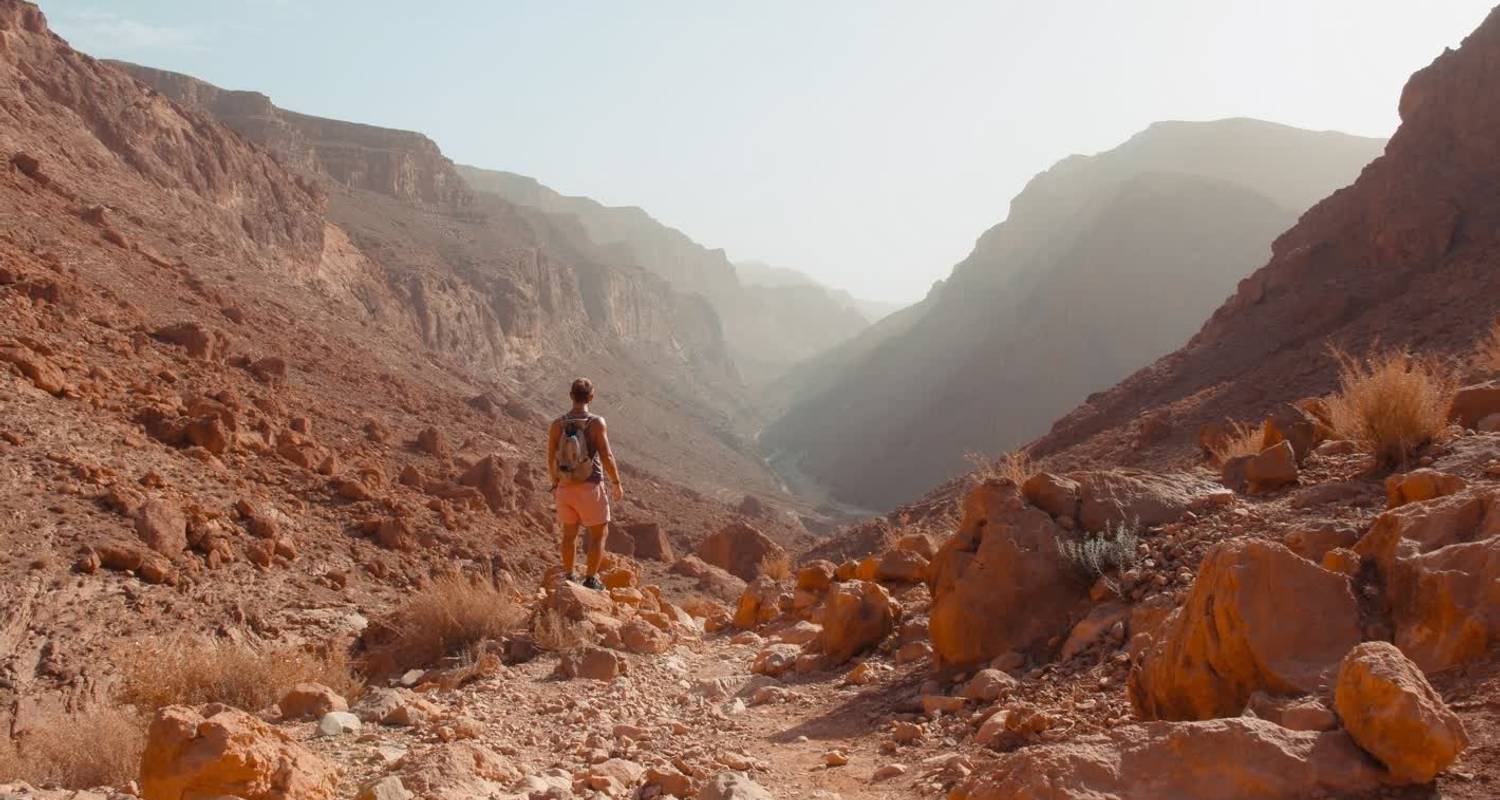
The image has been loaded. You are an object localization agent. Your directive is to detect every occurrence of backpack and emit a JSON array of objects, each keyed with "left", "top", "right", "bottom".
[{"left": 555, "top": 414, "right": 597, "bottom": 484}]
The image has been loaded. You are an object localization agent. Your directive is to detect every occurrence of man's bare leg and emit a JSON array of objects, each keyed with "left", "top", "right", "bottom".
[
  {"left": 584, "top": 523, "right": 607, "bottom": 577},
  {"left": 561, "top": 522, "right": 580, "bottom": 577}
]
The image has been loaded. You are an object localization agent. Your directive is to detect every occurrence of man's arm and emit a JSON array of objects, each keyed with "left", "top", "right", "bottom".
[
  {"left": 546, "top": 419, "right": 562, "bottom": 488},
  {"left": 594, "top": 417, "right": 624, "bottom": 499}
]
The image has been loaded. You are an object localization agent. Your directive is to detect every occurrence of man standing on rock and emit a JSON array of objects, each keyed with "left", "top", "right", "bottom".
[{"left": 547, "top": 377, "right": 624, "bottom": 590}]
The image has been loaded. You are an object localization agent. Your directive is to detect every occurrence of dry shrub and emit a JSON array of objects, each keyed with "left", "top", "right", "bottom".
[
  {"left": 966, "top": 450, "right": 1034, "bottom": 485},
  {"left": 1057, "top": 518, "right": 1141, "bottom": 594},
  {"left": 531, "top": 607, "right": 591, "bottom": 653},
  {"left": 1326, "top": 346, "right": 1456, "bottom": 468},
  {"left": 0, "top": 705, "right": 145, "bottom": 788},
  {"left": 119, "top": 636, "right": 361, "bottom": 713},
  {"left": 361, "top": 575, "right": 526, "bottom": 675},
  {"left": 1471, "top": 318, "right": 1500, "bottom": 376},
  {"left": 1208, "top": 421, "right": 1266, "bottom": 464}
]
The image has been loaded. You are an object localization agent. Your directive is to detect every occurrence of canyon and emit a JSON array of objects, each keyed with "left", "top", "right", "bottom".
[
  {"left": 3, "top": 1, "right": 1500, "bottom": 798},
  {"left": 764, "top": 118, "right": 1386, "bottom": 510}
]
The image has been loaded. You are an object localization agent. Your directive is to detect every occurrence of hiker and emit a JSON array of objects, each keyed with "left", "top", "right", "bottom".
[{"left": 546, "top": 377, "right": 624, "bottom": 590}]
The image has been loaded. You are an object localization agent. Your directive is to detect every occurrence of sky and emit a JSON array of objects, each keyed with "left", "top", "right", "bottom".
[{"left": 44, "top": 1, "right": 1497, "bottom": 304}]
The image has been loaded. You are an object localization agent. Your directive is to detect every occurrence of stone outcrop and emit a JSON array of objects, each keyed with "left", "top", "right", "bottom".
[
  {"left": 1129, "top": 539, "right": 1360, "bottom": 720},
  {"left": 953, "top": 718, "right": 1383, "bottom": 800},
  {"left": 1335, "top": 641, "right": 1468, "bottom": 784},
  {"left": 696, "top": 522, "right": 789, "bottom": 581},
  {"left": 139, "top": 705, "right": 341, "bottom": 800},
  {"left": 1350, "top": 487, "right": 1500, "bottom": 671},
  {"left": 928, "top": 480, "right": 1086, "bottom": 666},
  {"left": 816, "top": 580, "right": 899, "bottom": 665}
]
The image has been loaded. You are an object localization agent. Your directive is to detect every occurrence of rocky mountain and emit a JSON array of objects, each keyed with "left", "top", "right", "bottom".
[
  {"left": 735, "top": 260, "right": 903, "bottom": 323},
  {"left": 456, "top": 165, "right": 879, "bottom": 388},
  {"left": 764, "top": 118, "right": 1385, "bottom": 510},
  {"left": 1029, "top": 11, "right": 1500, "bottom": 470},
  {"left": 112, "top": 62, "right": 788, "bottom": 498}
]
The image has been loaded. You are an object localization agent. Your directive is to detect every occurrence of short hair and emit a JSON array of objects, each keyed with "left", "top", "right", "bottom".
[{"left": 569, "top": 377, "right": 594, "bottom": 403}]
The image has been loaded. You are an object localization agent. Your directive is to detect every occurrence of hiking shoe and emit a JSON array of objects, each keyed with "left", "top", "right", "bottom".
[
  {"left": 563, "top": 572, "right": 578, "bottom": 584},
  {"left": 581, "top": 575, "right": 604, "bottom": 591}
]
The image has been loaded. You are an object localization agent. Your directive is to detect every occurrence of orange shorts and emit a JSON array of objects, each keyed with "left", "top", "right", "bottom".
[{"left": 554, "top": 481, "right": 610, "bottom": 527}]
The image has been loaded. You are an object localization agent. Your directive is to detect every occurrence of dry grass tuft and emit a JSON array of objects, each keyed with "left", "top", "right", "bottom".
[
  {"left": 531, "top": 607, "right": 591, "bottom": 653},
  {"left": 966, "top": 450, "right": 1035, "bottom": 485},
  {"left": 118, "top": 636, "right": 361, "bottom": 713},
  {"left": 1471, "top": 318, "right": 1500, "bottom": 377},
  {"left": 1208, "top": 421, "right": 1266, "bottom": 464},
  {"left": 1326, "top": 346, "right": 1457, "bottom": 469},
  {"left": 0, "top": 705, "right": 145, "bottom": 788},
  {"left": 361, "top": 574, "right": 526, "bottom": 676}
]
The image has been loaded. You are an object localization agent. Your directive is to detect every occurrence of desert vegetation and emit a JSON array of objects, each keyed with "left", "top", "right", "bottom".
[
  {"left": 117, "top": 636, "right": 362, "bottom": 713},
  {"left": 1325, "top": 346, "right": 1457, "bottom": 468},
  {"left": 359, "top": 574, "right": 527, "bottom": 676},
  {"left": 0, "top": 705, "right": 145, "bottom": 788},
  {"left": 1207, "top": 420, "right": 1267, "bottom": 464},
  {"left": 966, "top": 450, "right": 1035, "bottom": 485},
  {"left": 1471, "top": 317, "right": 1500, "bottom": 377},
  {"left": 1056, "top": 519, "right": 1141, "bottom": 593}
]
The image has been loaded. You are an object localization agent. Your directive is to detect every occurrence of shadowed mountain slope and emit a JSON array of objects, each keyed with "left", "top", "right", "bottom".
[{"left": 764, "top": 119, "right": 1384, "bottom": 510}]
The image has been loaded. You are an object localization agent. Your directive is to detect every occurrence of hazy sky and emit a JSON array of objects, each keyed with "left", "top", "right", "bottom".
[{"left": 45, "top": 1, "right": 1495, "bottom": 303}]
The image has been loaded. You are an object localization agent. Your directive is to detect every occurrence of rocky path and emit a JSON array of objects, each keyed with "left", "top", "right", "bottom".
[{"left": 290, "top": 608, "right": 964, "bottom": 799}]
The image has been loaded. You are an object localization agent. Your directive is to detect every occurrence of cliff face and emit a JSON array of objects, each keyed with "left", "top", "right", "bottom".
[
  {"left": 1030, "top": 8, "right": 1500, "bottom": 469},
  {"left": 764, "top": 119, "right": 1384, "bottom": 510},
  {"left": 91, "top": 55, "right": 771, "bottom": 494},
  {"left": 456, "top": 165, "right": 876, "bottom": 390},
  {"left": 115, "top": 62, "right": 471, "bottom": 208}
]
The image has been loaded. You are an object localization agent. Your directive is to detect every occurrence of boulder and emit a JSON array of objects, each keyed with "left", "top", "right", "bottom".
[
  {"left": 794, "top": 560, "right": 835, "bottom": 592},
  {"left": 415, "top": 426, "right": 449, "bottom": 458},
  {"left": 875, "top": 547, "right": 928, "bottom": 583},
  {"left": 397, "top": 742, "right": 520, "bottom": 797},
  {"left": 1059, "top": 602, "right": 1129, "bottom": 660},
  {"left": 961, "top": 669, "right": 1018, "bottom": 702},
  {"left": 951, "top": 718, "right": 1382, "bottom": 800},
  {"left": 1260, "top": 402, "right": 1321, "bottom": 462},
  {"left": 894, "top": 532, "right": 938, "bottom": 559},
  {"left": 1244, "top": 692, "right": 1337, "bottom": 732},
  {"left": 356, "top": 776, "right": 412, "bottom": 800},
  {"left": 1335, "top": 641, "right": 1467, "bottom": 783},
  {"left": 697, "top": 772, "right": 772, "bottom": 800},
  {"left": 1021, "top": 472, "right": 1080, "bottom": 518},
  {"left": 1072, "top": 470, "right": 1227, "bottom": 531},
  {"left": 817, "top": 580, "right": 899, "bottom": 665},
  {"left": 556, "top": 645, "right": 627, "bottom": 681},
  {"left": 1448, "top": 379, "right": 1500, "bottom": 428},
  {"left": 696, "top": 522, "right": 789, "bottom": 581},
  {"left": 458, "top": 455, "right": 511, "bottom": 512},
  {"left": 278, "top": 683, "right": 348, "bottom": 720},
  {"left": 928, "top": 481, "right": 1085, "bottom": 667},
  {"left": 135, "top": 498, "right": 187, "bottom": 555},
  {"left": 734, "top": 577, "right": 784, "bottom": 630},
  {"left": 140, "top": 704, "right": 340, "bottom": 800},
  {"left": 750, "top": 643, "right": 801, "bottom": 676},
  {"left": 1129, "top": 540, "right": 1360, "bottom": 720},
  {"left": 545, "top": 580, "right": 616, "bottom": 624},
  {"left": 152, "top": 321, "right": 228, "bottom": 360},
  {"left": 1355, "top": 489, "right": 1500, "bottom": 573},
  {"left": 0, "top": 344, "right": 66, "bottom": 395},
  {"left": 619, "top": 619, "right": 671, "bottom": 654},
  {"left": 623, "top": 522, "right": 674, "bottom": 561},
  {"left": 1386, "top": 533, "right": 1500, "bottom": 672},
  {"left": 1243, "top": 440, "right": 1298, "bottom": 493},
  {"left": 1281, "top": 522, "right": 1360, "bottom": 564},
  {"left": 669, "top": 555, "right": 746, "bottom": 601},
  {"left": 1385, "top": 468, "right": 1467, "bottom": 509}
]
